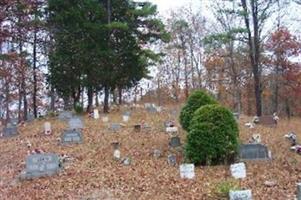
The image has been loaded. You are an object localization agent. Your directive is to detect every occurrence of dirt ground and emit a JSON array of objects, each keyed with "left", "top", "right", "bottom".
[{"left": 0, "top": 106, "right": 300, "bottom": 200}]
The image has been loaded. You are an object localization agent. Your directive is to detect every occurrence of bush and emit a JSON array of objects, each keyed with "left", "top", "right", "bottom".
[
  {"left": 185, "top": 104, "right": 239, "bottom": 165},
  {"left": 214, "top": 180, "right": 239, "bottom": 198},
  {"left": 179, "top": 90, "right": 217, "bottom": 131}
]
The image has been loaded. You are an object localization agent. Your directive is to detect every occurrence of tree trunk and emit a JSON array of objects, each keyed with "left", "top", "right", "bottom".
[
  {"left": 103, "top": 86, "right": 110, "bottom": 113},
  {"left": 50, "top": 86, "right": 55, "bottom": 111},
  {"left": 87, "top": 86, "right": 93, "bottom": 112},
  {"left": 118, "top": 87, "right": 122, "bottom": 105},
  {"left": 95, "top": 91, "right": 99, "bottom": 107},
  {"left": 33, "top": 28, "right": 38, "bottom": 118}
]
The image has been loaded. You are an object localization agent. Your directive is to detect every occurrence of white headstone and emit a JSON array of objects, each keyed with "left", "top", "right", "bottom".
[
  {"left": 93, "top": 109, "right": 99, "bottom": 119},
  {"left": 113, "top": 149, "right": 121, "bottom": 160},
  {"left": 229, "top": 190, "right": 252, "bottom": 200},
  {"left": 230, "top": 162, "right": 246, "bottom": 179},
  {"left": 179, "top": 164, "right": 195, "bottom": 179},
  {"left": 102, "top": 116, "right": 109, "bottom": 123},
  {"left": 44, "top": 122, "right": 51, "bottom": 135},
  {"left": 166, "top": 127, "right": 178, "bottom": 133},
  {"left": 122, "top": 115, "right": 129, "bottom": 122}
]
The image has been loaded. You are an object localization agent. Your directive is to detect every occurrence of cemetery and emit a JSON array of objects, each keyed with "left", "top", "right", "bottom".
[
  {"left": 1, "top": 0, "right": 301, "bottom": 199},
  {"left": 0, "top": 101, "right": 301, "bottom": 199}
]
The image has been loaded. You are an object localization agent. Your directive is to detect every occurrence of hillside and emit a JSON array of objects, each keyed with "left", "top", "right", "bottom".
[{"left": 0, "top": 106, "right": 301, "bottom": 200}]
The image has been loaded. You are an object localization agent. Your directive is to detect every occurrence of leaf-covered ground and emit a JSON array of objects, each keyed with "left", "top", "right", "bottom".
[{"left": 0, "top": 106, "right": 300, "bottom": 200}]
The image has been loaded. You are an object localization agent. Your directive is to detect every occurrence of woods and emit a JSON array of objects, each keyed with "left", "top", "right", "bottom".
[{"left": 0, "top": 0, "right": 301, "bottom": 120}]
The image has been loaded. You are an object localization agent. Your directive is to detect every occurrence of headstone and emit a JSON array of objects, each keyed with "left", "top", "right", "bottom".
[
  {"left": 179, "top": 164, "right": 195, "bottom": 179},
  {"left": 2, "top": 126, "right": 18, "bottom": 137},
  {"left": 44, "top": 122, "right": 51, "bottom": 135},
  {"left": 110, "top": 123, "right": 121, "bottom": 132},
  {"left": 153, "top": 149, "right": 162, "bottom": 158},
  {"left": 239, "top": 144, "right": 270, "bottom": 160},
  {"left": 258, "top": 116, "right": 277, "bottom": 126},
  {"left": 230, "top": 162, "right": 246, "bottom": 179},
  {"left": 93, "top": 109, "right": 99, "bottom": 119},
  {"left": 68, "top": 117, "right": 84, "bottom": 130},
  {"left": 23, "top": 153, "right": 60, "bottom": 179},
  {"left": 169, "top": 136, "right": 181, "bottom": 148},
  {"left": 167, "top": 154, "right": 177, "bottom": 166},
  {"left": 166, "top": 127, "right": 178, "bottom": 134},
  {"left": 122, "top": 115, "right": 130, "bottom": 123},
  {"left": 156, "top": 106, "right": 162, "bottom": 112},
  {"left": 102, "top": 116, "right": 109, "bottom": 123},
  {"left": 61, "top": 130, "right": 83, "bottom": 144},
  {"left": 229, "top": 190, "right": 252, "bottom": 200},
  {"left": 58, "top": 111, "right": 72, "bottom": 121},
  {"left": 113, "top": 149, "right": 121, "bottom": 160}
]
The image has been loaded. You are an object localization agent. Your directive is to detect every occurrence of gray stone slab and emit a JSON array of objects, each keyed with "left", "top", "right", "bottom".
[
  {"left": 2, "top": 126, "right": 18, "bottom": 137},
  {"left": 24, "top": 153, "right": 60, "bottom": 179},
  {"left": 239, "top": 144, "right": 270, "bottom": 160},
  {"left": 229, "top": 190, "right": 252, "bottom": 200},
  {"left": 58, "top": 111, "right": 73, "bottom": 121},
  {"left": 169, "top": 136, "right": 181, "bottom": 148},
  {"left": 61, "top": 130, "right": 83, "bottom": 144},
  {"left": 68, "top": 117, "right": 84, "bottom": 130},
  {"left": 123, "top": 111, "right": 131, "bottom": 116}
]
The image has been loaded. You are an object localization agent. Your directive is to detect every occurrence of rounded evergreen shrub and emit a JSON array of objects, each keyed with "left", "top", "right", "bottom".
[
  {"left": 185, "top": 104, "right": 239, "bottom": 165},
  {"left": 179, "top": 90, "right": 217, "bottom": 131}
]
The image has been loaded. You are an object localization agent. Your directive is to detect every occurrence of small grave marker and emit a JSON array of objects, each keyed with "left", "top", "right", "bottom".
[
  {"left": 44, "top": 122, "right": 51, "bottom": 135},
  {"left": 229, "top": 190, "right": 252, "bottom": 200},
  {"left": 61, "top": 130, "right": 82, "bottom": 144},
  {"left": 230, "top": 162, "right": 246, "bottom": 179},
  {"left": 169, "top": 136, "right": 181, "bottom": 148},
  {"left": 23, "top": 153, "right": 60, "bottom": 179},
  {"left": 179, "top": 164, "right": 195, "bottom": 179},
  {"left": 93, "top": 109, "right": 99, "bottom": 119},
  {"left": 166, "top": 127, "right": 178, "bottom": 134},
  {"left": 239, "top": 144, "right": 270, "bottom": 160},
  {"left": 113, "top": 149, "right": 121, "bottom": 160},
  {"left": 68, "top": 117, "right": 84, "bottom": 130},
  {"left": 122, "top": 115, "right": 130, "bottom": 122},
  {"left": 153, "top": 149, "right": 162, "bottom": 158},
  {"left": 167, "top": 154, "right": 177, "bottom": 166}
]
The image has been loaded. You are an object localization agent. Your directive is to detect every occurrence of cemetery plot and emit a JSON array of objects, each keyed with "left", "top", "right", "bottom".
[
  {"left": 239, "top": 144, "right": 270, "bottom": 160},
  {"left": 21, "top": 153, "right": 61, "bottom": 179}
]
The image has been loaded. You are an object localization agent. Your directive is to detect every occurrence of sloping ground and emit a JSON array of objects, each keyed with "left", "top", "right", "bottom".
[{"left": 0, "top": 107, "right": 300, "bottom": 200}]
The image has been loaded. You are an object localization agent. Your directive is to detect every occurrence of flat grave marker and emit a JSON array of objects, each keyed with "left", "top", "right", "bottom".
[
  {"left": 179, "top": 164, "right": 195, "bottom": 179},
  {"left": 167, "top": 154, "right": 177, "bottom": 166},
  {"left": 239, "top": 144, "right": 270, "bottom": 160},
  {"left": 169, "top": 136, "right": 181, "bottom": 148},
  {"left": 23, "top": 153, "right": 60, "bottom": 179},
  {"left": 61, "top": 130, "right": 82, "bottom": 144},
  {"left": 110, "top": 123, "right": 121, "bottom": 132},
  {"left": 230, "top": 162, "right": 246, "bottom": 179},
  {"left": 58, "top": 111, "right": 73, "bottom": 121},
  {"left": 229, "top": 190, "right": 252, "bottom": 200},
  {"left": 258, "top": 116, "right": 276, "bottom": 126}
]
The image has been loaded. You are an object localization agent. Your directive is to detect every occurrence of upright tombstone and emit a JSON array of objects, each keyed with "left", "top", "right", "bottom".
[
  {"left": 44, "top": 122, "right": 51, "bottom": 135},
  {"left": 122, "top": 115, "right": 130, "bottom": 123},
  {"left": 68, "top": 117, "right": 84, "bottom": 130},
  {"left": 179, "top": 164, "right": 195, "bottom": 179},
  {"left": 229, "top": 190, "right": 252, "bottom": 200},
  {"left": 93, "top": 109, "right": 99, "bottom": 119},
  {"left": 239, "top": 144, "right": 270, "bottom": 160},
  {"left": 23, "top": 153, "right": 60, "bottom": 179},
  {"left": 230, "top": 162, "right": 246, "bottom": 179},
  {"left": 58, "top": 111, "right": 73, "bottom": 121},
  {"left": 112, "top": 142, "right": 121, "bottom": 160},
  {"left": 258, "top": 116, "right": 277, "bottom": 126},
  {"left": 61, "top": 129, "right": 83, "bottom": 144},
  {"left": 169, "top": 136, "right": 181, "bottom": 148},
  {"left": 2, "top": 126, "right": 18, "bottom": 137}
]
